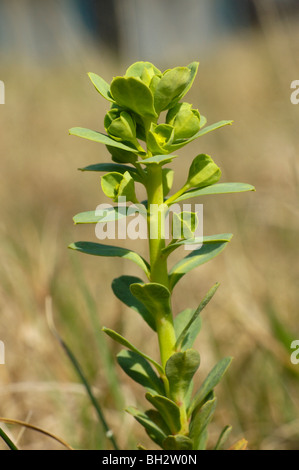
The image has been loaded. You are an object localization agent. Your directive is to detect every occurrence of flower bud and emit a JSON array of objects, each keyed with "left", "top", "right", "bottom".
[
  {"left": 125, "top": 61, "right": 162, "bottom": 90},
  {"left": 166, "top": 103, "right": 201, "bottom": 140},
  {"left": 104, "top": 108, "right": 137, "bottom": 143},
  {"left": 101, "top": 171, "right": 138, "bottom": 203},
  {"left": 147, "top": 123, "right": 175, "bottom": 155}
]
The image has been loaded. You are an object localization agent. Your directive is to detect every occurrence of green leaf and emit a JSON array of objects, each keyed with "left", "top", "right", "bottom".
[
  {"left": 130, "top": 283, "right": 172, "bottom": 318},
  {"left": 146, "top": 409, "right": 171, "bottom": 436},
  {"left": 165, "top": 349, "right": 200, "bottom": 404},
  {"left": 138, "top": 154, "right": 178, "bottom": 166},
  {"left": 188, "top": 357, "right": 233, "bottom": 416},
  {"left": 68, "top": 241, "right": 150, "bottom": 278},
  {"left": 162, "top": 234, "right": 233, "bottom": 257},
  {"left": 147, "top": 123, "right": 175, "bottom": 155},
  {"left": 101, "top": 171, "right": 138, "bottom": 203},
  {"left": 162, "top": 169, "right": 174, "bottom": 196},
  {"left": 175, "top": 283, "right": 220, "bottom": 351},
  {"left": 110, "top": 76, "right": 157, "bottom": 118},
  {"left": 169, "top": 238, "right": 233, "bottom": 290},
  {"left": 154, "top": 64, "right": 198, "bottom": 113},
  {"left": 126, "top": 407, "right": 167, "bottom": 447},
  {"left": 166, "top": 102, "right": 201, "bottom": 140},
  {"left": 111, "top": 276, "right": 156, "bottom": 331},
  {"left": 172, "top": 211, "right": 198, "bottom": 240},
  {"left": 80, "top": 162, "right": 144, "bottom": 183},
  {"left": 0, "top": 427, "right": 19, "bottom": 450},
  {"left": 102, "top": 327, "right": 163, "bottom": 375},
  {"left": 174, "top": 308, "right": 201, "bottom": 351},
  {"left": 163, "top": 435, "right": 193, "bottom": 451},
  {"left": 69, "top": 127, "right": 139, "bottom": 152},
  {"left": 79, "top": 162, "right": 137, "bottom": 175},
  {"left": 214, "top": 425, "right": 232, "bottom": 450},
  {"left": 88, "top": 72, "right": 115, "bottom": 102},
  {"left": 168, "top": 120, "right": 233, "bottom": 152},
  {"left": 175, "top": 182, "right": 256, "bottom": 202},
  {"left": 106, "top": 145, "right": 140, "bottom": 164},
  {"left": 117, "top": 350, "right": 164, "bottom": 395},
  {"left": 185, "top": 154, "right": 221, "bottom": 190},
  {"left": 145, "top": 393, "right": 181, "bottom": 434},
  {"left": 172, "top": 61, "right": 199, "bottom": 105},
  {"left": 125, "top": 61, "right": 162, "bottom": 85},
  {"left": 196, "top": 427, "right": 209, "bottom": 450},
  {"left": 73, "top": 207, "right": 129, "bottom": 225},
  {"left": 189, "top": 397, "right": 217, "bottom": 450},
  {"left": 104, "top": 109, "right": 138, "bottom": 144}
]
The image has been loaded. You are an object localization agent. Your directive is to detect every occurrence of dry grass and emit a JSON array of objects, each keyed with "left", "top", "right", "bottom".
[{"left": 1, "top": 16, "right": 299, "bottom": 450}]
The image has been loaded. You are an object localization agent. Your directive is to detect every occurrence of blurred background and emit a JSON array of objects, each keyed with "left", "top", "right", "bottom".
[{"left": 1, "top": 0, "right": 299, "bottom": 450}]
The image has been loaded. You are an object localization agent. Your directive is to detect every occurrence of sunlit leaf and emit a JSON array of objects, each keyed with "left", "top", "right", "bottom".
[
  {"left": 69, "top": 127, "right": 139, "bottom": 152},
  {"left": 145, "top": 393, "right": 181, "bottom": 434},
  {"left": 188, "top": 357, "right": 232, "bottom": 416},
  {"left": 165, "top": 349, "right": 200, "bottom": 404},
  {"left": 126, "top": 407, "right": 167, "bottom": 447},
  {"left": 175, "top": 283, "right": 219, "bottom": 350},
  {"left": 169, "top": 239, "right": 232, "bottom": 290},
  {"left": 117, "top": 349, "right": 164, "bottom": 395},
  {"left": 189, "top": 397, "right": 217, "bottom": 450},
  {"left": 102, "top": 327, "right": 163, "bottom": 375},
  {"left": 112, "top": 276, "right": 156, "bottom": 331},
  {"left": 68, "top": 242, "right": 150, "bottom": 278},
  {"left": 163, "top": 435, "right": 193, "bottom": 450},
  {"left": 110, "top": 76, "right": 157, "bottom": 118},
  {"left": 88, "top": 72, "right": 115, "bottom": 102},
  {"left": 175, "top": 182, "right": 256, "bottom": 202}
]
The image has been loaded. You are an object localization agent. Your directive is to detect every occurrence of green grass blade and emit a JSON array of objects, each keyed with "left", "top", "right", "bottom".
[
  {"left": 47, "top": 311, "right": 119, "bottom": 450},
  {"left": 0, "top": 427, "right": 19, "bottom": 450}
]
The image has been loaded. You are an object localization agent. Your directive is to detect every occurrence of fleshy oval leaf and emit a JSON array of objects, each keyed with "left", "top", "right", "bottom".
[
  {"left": 165, "top": 349, "right": 200, "bottom": 404},
  {"left": 110, "top": 76, "right": 157, "bottom": 118},
  {"left": 112, "top": 276, "right": 156, "bottom": 331},
  {"left": 145, "top": 393, "right": 181, "bottom": 435},
  {"left": 130, "top": 283, "right": 172, "bottom": 318}
]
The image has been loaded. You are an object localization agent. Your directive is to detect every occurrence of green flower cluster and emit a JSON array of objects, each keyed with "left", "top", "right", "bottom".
[{"left": 93, "top": 61, "right": 205, "bottom": 159}]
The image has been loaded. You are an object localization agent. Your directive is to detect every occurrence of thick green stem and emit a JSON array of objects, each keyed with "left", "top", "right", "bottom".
[{"left": 146, "top": 165, "right": 176, "bottom": 369}]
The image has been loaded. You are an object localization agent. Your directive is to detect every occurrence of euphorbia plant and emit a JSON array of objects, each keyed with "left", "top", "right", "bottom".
[{"left": 69, "top": 61, "right": 254, "bottom": 450}]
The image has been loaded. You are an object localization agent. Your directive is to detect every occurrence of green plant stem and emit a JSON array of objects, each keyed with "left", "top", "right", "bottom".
[
  {"left": 146, "top": 164, "right": 176, "bottom": 370},
  {"left": 166, "top": 183, "right": 189, "bottom": 206}
]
